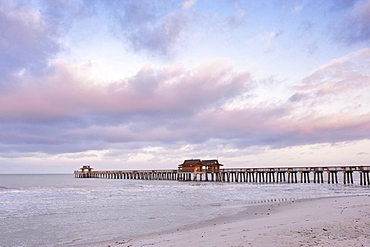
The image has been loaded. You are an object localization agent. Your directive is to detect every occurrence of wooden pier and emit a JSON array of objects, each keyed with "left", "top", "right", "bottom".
[{"left": 75, "top": 165, "right": 370, "bottom": 185}]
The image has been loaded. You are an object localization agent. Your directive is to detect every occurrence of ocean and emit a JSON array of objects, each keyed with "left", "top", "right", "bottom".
[{"left": 1, "top": 174, "right": 369, "bottom": 247}]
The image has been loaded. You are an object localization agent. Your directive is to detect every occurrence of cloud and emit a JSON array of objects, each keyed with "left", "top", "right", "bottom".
[
  {"left": 104, "top": 0, "right": 189, "bottom": 56},
  {"left": 334, "top": 0, "right": 370, "bottom": 45},
  {"left": 357, "top": 152, "right": 368, "bottom": 155},
  {"left": 182, "top": 0, "right": 197, "bottom": 10},
  {"left": 225, "top": 9, "right": 246, "bottom": 28},
  {"left": 0, "top": 1, "right": 93, "bottom": 91},
  {"left": 292, "top": 4, "right": 303, "bottom": 14},
  {"left": 330, "top": 0, "right": 358, "bottom": 10},
  {"left": 0, "top": 2, "right": 58, "bottom": 89},
  {"left": 0, "top": 0, "right": 369, "bottom": 163},
  {"left": 193, "top": 108, "right": 370, "bottom": 149},
  {"left": 0, "top": 60, "right": 251, "bottom": 154},
  {"left": 288, "top": 93, "right": 307, "bottom": 102},
  {"left": 1, "top": 48, "right": 369, "bottom": 157},
  {"left": 295, "top": 48, "right": 370, "bottom": 97},
  {"left": 258, "top": 31, "right": 284, "bottom": 47}
]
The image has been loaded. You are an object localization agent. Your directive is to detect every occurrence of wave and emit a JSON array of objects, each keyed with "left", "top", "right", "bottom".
[{"left": 0, "top": 186, "right": 12, "bottom": 190}]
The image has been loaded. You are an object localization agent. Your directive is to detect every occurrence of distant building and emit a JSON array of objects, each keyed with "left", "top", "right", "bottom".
[
  {"left": 80, "top": 165, "right": 93, "bottom": 173},
  {"left": 178, "top": 159, "right": 223, "bottom": 172}
]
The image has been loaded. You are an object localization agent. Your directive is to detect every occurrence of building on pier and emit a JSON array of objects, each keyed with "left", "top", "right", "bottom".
[
  {"left": 75, "top": 165, "right": 93, "bottom": 178},
  {"left": 178, "top": 159, "right": 223, "bottom": 172},
  {"left": 80, "top": 165, "right": 93, "bottom": 172}
]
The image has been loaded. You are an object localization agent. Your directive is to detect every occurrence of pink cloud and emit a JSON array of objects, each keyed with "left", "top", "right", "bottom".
[
  {"left": 0, "top": 59, "right": 251, "bottom": 122},
  {"left": 295, "top": 48, "right": 370, "bottom": 96},
  {"left": 0, "top": 52, "right": 369, "bottom": 156}
]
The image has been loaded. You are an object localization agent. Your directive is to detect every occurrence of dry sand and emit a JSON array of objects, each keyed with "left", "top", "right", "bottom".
[{"left": 86, "top": 195, "right": 370, "bottom": 247}]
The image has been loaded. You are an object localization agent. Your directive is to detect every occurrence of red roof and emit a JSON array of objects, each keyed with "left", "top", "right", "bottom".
[{"left": 178, "top": 159, "right": 223, "bottom": 168}]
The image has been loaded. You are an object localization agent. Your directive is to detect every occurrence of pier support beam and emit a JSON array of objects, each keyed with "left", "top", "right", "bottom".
[
  {"left": 300, "top": 172, "right": 310, "bottom": 183},
  {"left": 360, "top": 171, "right": 370, "bottom": 185},
  {"left": 327, "top": 171, "right": 338, "bottom": 184},
  {"left": 343, "top": 171, "right": 354, "bottom": 184},
  {"left": 313, "top": 171, "right": 324, "bottom": 183},
  {"left": 287, "top": 172, "right": 297, "bottom": 183}
]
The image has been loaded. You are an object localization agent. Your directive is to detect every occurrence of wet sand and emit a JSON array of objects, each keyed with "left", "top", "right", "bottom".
[{"left": 81, "top": 195, "right": 370, "bottom": 247}]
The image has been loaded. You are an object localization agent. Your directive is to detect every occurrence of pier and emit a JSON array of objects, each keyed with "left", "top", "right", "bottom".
[{"left": 75, "top": 163, "right": 370, "bottom": 185}]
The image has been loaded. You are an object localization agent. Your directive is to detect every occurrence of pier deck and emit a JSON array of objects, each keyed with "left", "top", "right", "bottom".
[{"left": 75, "top": 166, "right": 370, "bottom": 185}]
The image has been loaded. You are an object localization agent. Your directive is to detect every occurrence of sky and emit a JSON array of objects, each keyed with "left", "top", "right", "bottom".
[{"left": 0, "top": 0, "right": 369, "bottom": 174}]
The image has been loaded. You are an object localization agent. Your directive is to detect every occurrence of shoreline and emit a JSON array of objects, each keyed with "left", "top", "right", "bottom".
[{"left": 73, "top": 194, "right": 370, "bottom": 247}]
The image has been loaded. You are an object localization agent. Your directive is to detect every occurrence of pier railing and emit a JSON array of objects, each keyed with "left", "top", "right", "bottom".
[{"left": 74, "top": 165, "right": 370, "bottom": 185}]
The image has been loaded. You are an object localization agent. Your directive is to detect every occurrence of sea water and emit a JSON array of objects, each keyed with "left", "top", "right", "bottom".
[{"left": 1, "top": 174, "right": 369, "bottom": 247}]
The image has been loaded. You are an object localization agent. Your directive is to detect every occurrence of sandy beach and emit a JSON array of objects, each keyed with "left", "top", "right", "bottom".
[{"left": 86, "top": 195, "right": 370, "bottom": 247}]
